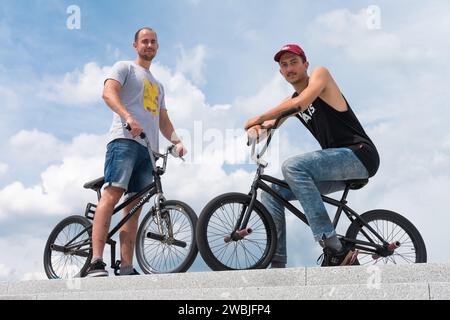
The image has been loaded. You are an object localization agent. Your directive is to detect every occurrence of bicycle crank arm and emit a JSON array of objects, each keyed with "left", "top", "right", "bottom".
[
  {"left": 146, "top": 232, "right": 187, "bottom": 248},
  {"left": 50, "top": 244, "right": 90, "bottom": 257},
  {"left": 50, "top": 244, "right": 66, "bottom": 253}
]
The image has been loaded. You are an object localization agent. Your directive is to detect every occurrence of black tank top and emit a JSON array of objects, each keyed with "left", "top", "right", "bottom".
[{"left": 293, "top": 92, "right": 380, "bottom": 177}]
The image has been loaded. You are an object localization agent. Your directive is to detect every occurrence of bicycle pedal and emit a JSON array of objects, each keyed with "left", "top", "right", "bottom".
[
  {"left": 84, "top": 203, "right": 97, "bottom": 220},
  {"left": 113, "top": 260, "right": 121, "bottom": 276}
]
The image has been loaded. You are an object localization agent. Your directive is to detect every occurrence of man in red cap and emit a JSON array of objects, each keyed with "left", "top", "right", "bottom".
[{"left": 245, "top": 44, "right": 379, "bottom": 267}]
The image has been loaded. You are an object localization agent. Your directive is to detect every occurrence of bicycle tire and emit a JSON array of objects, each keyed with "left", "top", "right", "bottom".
[
  {"left": 196, "top": 192, "right": 277, "bottom": 271},
  {"left": 43, "top": 215, "right": 92, "bottom": 279},
  {"left": 135, "top": 200, "right": 198, "bottom": 274},
  {"left": 345, "top": 209, "right": 427, "bottom": 265}
]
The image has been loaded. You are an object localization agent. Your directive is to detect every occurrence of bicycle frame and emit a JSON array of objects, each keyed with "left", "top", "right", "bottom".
[
  {"left": 236, "top": 108, "right": 395, "bottom": 257},
  {"left": 51, "top": 130, "right": 184, "bottom": 274},
  {"left": 51, "top": 172, "right": 162, "bottom": 271}
]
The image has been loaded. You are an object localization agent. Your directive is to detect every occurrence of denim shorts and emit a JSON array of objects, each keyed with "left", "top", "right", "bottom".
[{"left": 104, "top": 139, "right": 154, "bottom": 195}]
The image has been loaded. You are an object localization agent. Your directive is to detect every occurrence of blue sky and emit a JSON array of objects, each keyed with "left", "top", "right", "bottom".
[{"left": 1, "top": 0, "right": 450, "bottom": 281}]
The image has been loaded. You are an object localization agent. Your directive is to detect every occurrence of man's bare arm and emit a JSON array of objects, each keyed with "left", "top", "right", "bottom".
[
  {"left": 159, "top": 109, "right": 181, "bottom": 143},
  {"left": 103, "top": 79, "right": 142, "bottom": 137},
  {"left": 245, "top": 67, "right": 330, "bottom": 129},
  {"left": 159, "top": 109, "right": 186, "bottom": 156}
]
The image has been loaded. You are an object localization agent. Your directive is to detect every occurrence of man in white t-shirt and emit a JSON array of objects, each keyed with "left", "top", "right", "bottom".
[{"left": 87, "top": 27, "right": 186, "bottom": 277}]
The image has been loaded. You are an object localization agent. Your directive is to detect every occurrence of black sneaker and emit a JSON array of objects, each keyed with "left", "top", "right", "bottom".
[
  {"left": 119, "top": 268, "right": 140, "bottom": 276},
  {"left": 319, "top": 247, "right": 359, "bottom": 267},
  {"left": 86, "top": 260, "right": 109, "bottom": 277}
]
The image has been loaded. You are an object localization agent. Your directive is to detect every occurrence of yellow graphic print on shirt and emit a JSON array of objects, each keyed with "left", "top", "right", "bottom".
[{"left": 143, "top": 79, "right": 159, "bottom": 116}]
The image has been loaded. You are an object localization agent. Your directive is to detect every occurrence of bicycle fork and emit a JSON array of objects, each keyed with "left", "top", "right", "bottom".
[
  {"left": 145, "top": 193, "right": 187, "bottom": 248},
  {"left": 224, "top": 168, "right": 263, "bottom": 243}
]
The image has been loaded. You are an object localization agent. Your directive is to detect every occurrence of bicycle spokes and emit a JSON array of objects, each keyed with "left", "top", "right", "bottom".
[
  {"left": 139, "top": 205, "right": 194, "bottom": 273},
  {"left": 50, "top": 222, "right": 91, "bottom": 278},
  {"left": 352, "top": 219, "right": 416, "bottom": 265},
  {"left": 207, "top": 202, "right": 269, "bottom": 269}
]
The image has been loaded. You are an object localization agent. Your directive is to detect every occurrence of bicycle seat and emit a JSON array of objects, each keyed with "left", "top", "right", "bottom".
[
  {"left": 345, "top": 179, "right": 369, "bottom": 190},
  {"left": 83, "top": 177, "right": 105, "bottom": 191}
]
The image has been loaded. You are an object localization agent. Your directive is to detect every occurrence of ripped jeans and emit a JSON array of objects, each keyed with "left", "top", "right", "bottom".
[{"left": 261, "top": 148, "right": 369, "bottom": 264}]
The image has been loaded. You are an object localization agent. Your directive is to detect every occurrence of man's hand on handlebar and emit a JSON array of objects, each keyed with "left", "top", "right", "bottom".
[
  {"left": 246, "top": 124, "right": 262, "bottom": 144},
  {"left": 246, "top": 121, "right": 273, "bottom": 145},
  {"left": 125, "top": 115, "right": 143, "bottom": 138},
  {"left": 244, "top": 115, "right": 264, "bottom": 131},
  {"left": 173, "top": 141, "right": 187, "bottom": 157}
]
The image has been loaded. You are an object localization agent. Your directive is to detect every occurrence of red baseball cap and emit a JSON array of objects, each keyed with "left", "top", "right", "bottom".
[{"left": 274, "top": 44, "right": 307, "bottom": 62}]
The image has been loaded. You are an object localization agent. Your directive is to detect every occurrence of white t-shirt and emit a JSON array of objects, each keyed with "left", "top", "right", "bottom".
[{"left": 106, "top": 61, "right": 166, "bottom": 151}]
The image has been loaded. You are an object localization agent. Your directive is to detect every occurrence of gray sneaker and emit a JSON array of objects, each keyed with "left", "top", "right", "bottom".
[{"left": 119, "top": 268, "right": 140, "bottom": 276}]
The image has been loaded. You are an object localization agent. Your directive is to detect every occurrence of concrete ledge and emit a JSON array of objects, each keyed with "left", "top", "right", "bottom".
[
  {"left": 429, "top": 282, "right": 450, "bottom": 300},
  {"left": 1, "top": 263, "right": 450, "bottom": 300},
  {"left": 2, "top": 283, "right": 433, "bottom": 300},
  {"left": 4, "top": 268, "right": 306, "bottom": 296},
  {"left": 306, "top": 263, "right": 450, "bottom": 286}
]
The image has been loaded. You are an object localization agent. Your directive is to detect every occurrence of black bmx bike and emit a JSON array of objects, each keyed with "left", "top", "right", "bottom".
[
  {"left": 196, "top": 107, "right": 427, "bottom": 271},
  {"left": 43, "top": 126, "right": 198, "bottom": 279}
]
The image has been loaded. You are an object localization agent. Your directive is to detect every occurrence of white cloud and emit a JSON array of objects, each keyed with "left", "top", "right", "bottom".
[
  {"left": 38, "top": 62, "right": 111, "bottom": 106},
  {"left": 106, "top": 44, "right": 126, "bottom": 61},
  {"left": 176, "top": 44, "right": 208, "bottom": 86},
  {"left": 0, "top": 133, "right": 106, "bottom": 220},
  {"left": 233, "top": 74, "right": 292, "bottom": 117},
  {"left": 309, "top": 8, "right": 429, "bottom": 65},
  {"left": 9, "top": 129, "right": 64, "bottom": 165},
  {"left": 0, "top": 235, "right": 48, "bottom": 281}
]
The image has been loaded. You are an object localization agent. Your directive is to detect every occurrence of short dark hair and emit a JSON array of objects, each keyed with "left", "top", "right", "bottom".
[{"left": 134, "top": 27, "right": 155, "bottom": 42}]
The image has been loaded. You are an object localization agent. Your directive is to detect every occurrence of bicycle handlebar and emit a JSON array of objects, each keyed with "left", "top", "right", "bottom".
[
  {"left": 248, "top": 107, "right": 300, "bottom": 165},
  {"left": 274, "top": 107, "right": 301, "bottom": 129},
  {"left": 123, "top": 123, "right": 184, "bottom": 174}
]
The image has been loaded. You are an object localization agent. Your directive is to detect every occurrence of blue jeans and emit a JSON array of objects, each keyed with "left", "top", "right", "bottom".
[
  {"left": 261, "top": 148, "right": 369, "bottom": 264},
  {"left": 104, "top": 139, "right": 154, "bottom": 196}
]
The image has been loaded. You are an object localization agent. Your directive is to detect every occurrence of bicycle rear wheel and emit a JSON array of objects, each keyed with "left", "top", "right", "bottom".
[
  {"left": 345, "top": 210, "right": 427, "bottom": 265},
  {"left": 43, "top": 215, "right": 92, "bottom": 279},
  {"left": 136, "top": 200, "right": 198, "bottom": 274},
  {"left": 196, "top": 193, "right": 276, "bottom": 271}
]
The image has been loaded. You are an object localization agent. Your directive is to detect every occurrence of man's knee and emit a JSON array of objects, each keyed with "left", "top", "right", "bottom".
[
  {"left": 101, "top": 186, "right": 125, "bottom": 206},
  {"left": 281, "top": 156, "right": 311, "bottom": 180}
]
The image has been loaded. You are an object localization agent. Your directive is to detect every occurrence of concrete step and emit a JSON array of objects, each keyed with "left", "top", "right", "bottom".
[
  {"left": 1, "top": 283, "right": 449, "bottom": 300},
  {"left": 1, "top": 263, "right": 450, "bottom": 300}
]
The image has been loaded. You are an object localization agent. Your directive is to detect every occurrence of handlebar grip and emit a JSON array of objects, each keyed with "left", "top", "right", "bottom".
[{"left": 123, "top": 123, "right": 146, "bottom": 139}]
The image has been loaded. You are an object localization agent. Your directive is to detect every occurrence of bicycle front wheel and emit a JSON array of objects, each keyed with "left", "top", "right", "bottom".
[
  {"left": 196, "top": 193, "right": 277, "bottom": 271},
  {"left": 136, "top": 200, "right": 198, "bottom": 274},
  {"left": 43, "top": 215, "right": 92, "bottom": 279},
  {"left": 345, "top": 209, "right": 427, "bottom": 265}
]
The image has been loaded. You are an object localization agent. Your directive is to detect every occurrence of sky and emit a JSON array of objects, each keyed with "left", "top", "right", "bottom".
[{"left": 1, "top": 0, "right": 450, "bottom": 281}]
